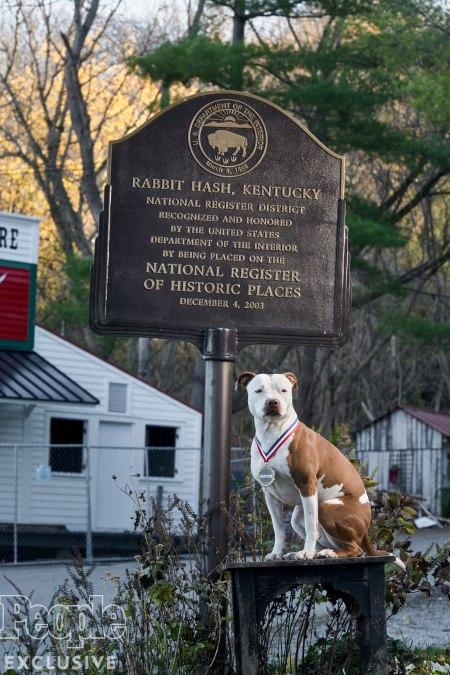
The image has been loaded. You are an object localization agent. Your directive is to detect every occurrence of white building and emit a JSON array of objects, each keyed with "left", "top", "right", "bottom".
[
  {"left": 0, "top": 325, "right": 202, "bottom": 536},
  {"left": 356, "top": 405, "right": 450, "bottom": 516}
]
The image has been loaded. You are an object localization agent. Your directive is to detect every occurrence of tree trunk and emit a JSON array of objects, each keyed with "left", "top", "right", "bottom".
[
  {"left": 138, "top": 338, "right": 149, "bottom": 379},
  {"left": 231, "top": 0, "right": 246, "bottom": 90},
  {"left": 190, "top": 352, "right": 205, "bottom": 411},
  {"left": 298, "top": 345, "right": 317, "bottom": 427}
]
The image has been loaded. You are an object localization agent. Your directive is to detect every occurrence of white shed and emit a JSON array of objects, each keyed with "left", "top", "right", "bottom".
[
  {"left": 356, "top": 405, "right": 450, "bottom": 516},
  {"left": 0, "top": 326, "right": 202, "bottom": 537}
]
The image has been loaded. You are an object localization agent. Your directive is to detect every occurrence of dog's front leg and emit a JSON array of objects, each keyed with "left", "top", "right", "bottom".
[
  {"left": 264, "top": 490, "right": 285, "bottom": 560},
  {"left": 285, "top": 481, "right": 318, "bottom": 560},
  {"left": 299, "top": 489, "right": 319, "bottom": 558}
]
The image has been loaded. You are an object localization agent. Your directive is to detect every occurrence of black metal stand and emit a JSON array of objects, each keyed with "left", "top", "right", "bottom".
[
  {"left": 202, "top": 327, "right": 238, "bottom": 575},
  {"left": 225, "top": 556, "right": 394, "bottom": 675}
]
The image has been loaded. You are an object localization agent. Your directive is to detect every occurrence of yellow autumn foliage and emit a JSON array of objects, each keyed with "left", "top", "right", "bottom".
[{"left": 0, "top": 41, "right": 166, "bottom": 304}]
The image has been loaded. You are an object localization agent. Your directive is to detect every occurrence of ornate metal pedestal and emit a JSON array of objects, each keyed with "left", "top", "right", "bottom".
[{"left": 225, "top": 555, "right": 394, "bottom": 675}]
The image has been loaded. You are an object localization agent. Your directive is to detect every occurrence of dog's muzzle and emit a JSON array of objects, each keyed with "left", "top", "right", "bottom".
[{"left": 264, "top": 399, "right": 281, "bottom": 416}]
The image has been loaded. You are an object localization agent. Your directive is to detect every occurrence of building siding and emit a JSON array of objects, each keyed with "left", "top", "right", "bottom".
[
  {"left": 0, "top": 405, "right": 25, "bottom": 521},
  {"left": 356, "top": 409, "right": 445, "bottom": 515},
  {"left": 0, "top": 328, "right": 202, "bottom": 531}
]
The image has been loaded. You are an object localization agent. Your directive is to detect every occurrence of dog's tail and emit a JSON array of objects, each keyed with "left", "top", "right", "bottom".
[{"left": 361, "top": 533, "right": 406, "bottom": 571}]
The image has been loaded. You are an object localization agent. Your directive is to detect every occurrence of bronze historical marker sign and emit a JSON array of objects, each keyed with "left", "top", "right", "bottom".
[{"left": 90, "top": 91, "right": 350, "bottom": 350}]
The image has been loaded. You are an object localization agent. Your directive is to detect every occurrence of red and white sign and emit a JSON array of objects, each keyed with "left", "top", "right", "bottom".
[
  {"left": 0, "top": 211, "right": 40, "bottom": 350},
  {"left": 0, "top": 266, "right": 31, "bottom": 341}
]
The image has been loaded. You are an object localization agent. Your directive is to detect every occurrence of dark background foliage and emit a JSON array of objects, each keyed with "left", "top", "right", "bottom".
[{"left": 0, "top": 0, "right": 448, "bottom": 432}]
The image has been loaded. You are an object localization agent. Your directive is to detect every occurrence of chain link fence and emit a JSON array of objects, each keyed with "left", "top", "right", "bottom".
[
  {"left": 4, "top": 443, "right": 442, "bottom": 564},
  {"left": 0, "top": 444, "right": 203, "bottom": 564}
]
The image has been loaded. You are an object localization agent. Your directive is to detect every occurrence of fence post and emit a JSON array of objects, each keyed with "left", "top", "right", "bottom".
[
  {"left": 144, "top": 446, "right": 151, "bottom": 517},
  {"left": 13, "top": 444, "right": 18, "bottom": 564},
  {"left": 85, "top": 445, "right": 93, "bottom": 563},
  {"left": 156, "top": 485, "right": 164, "bottom": 508}
]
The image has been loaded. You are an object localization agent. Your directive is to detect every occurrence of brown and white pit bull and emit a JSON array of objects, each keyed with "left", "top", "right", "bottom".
[{"left": 237, "top": 371, "right": 404, "bottom": 568}]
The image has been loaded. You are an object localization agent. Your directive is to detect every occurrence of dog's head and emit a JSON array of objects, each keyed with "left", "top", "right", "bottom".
[{"left": 236, "top": 372, "right": 298, "bottom": 421}]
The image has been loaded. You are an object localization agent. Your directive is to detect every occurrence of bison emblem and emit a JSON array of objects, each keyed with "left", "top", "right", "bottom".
[{"left": 207, "top": 129, "right": 247, "bottom": 160}]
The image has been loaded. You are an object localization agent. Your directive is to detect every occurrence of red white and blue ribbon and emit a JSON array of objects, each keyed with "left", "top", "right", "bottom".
[{"left": 254, "top": 418, "right": 300, "bottom": 463}]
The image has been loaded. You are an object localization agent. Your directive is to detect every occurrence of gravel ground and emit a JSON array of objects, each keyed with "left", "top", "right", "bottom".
[
  {"left": 387, "top": 590, "right": 450, "bottom": 648},
  {"left": 1, "top": 527, "right": 449, "bottom": 648},
  {"left": 403, "top": 526, "right": 450, "bottom": 553},
  {"left": 0, "top": 559, "right": 139, "bottom": 606},
  {"left": 387, "top": 526, "right": 450, "bottom": 648}
]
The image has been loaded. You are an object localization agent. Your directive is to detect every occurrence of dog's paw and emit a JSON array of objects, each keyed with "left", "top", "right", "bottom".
[
  {"left": 284, "top": 549, "right": 315, "bottom": 560},
  {"left": 317, "top": 548, "right": 337, "bottom": 558},
  {"left": 264, "top": 552, "right": 283, "bottom": 561},
  {"left": 294, "top": 549, "right": 316, "bottom": 560},
  {"left": 283, "top": 551, "right": 297, "bottom": 560}
]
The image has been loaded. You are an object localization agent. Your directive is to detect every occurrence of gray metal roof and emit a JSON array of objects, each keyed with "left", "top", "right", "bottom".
[
  {"left": 401, "top": 406, "right": 450, "bottom": 437},
  {"left": 0, "top": 350, "right": 99, "bottom": 404},
  {"left": 356, "top": 404, "right": 450, "bottom": 437}
]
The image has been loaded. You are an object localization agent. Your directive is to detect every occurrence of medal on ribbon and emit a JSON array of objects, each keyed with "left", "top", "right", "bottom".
[
  {"left": 258, "top": 465, "right": 276, "bottom": 487},
  {"left": 254, "top": 418, "right": 300, "bottom": 471}
]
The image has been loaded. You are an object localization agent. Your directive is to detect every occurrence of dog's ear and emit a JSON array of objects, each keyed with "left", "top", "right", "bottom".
[
  {"left": 235, "top": 371, "right": 256, "bottom": 391},
  {"left": 283, "top": 372, "right": 298, "bottom": 390}
]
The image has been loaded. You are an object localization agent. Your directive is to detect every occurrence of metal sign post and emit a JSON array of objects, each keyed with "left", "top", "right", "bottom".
[{"left": 202, "top": 328, "right": 237, "bottom": 573}]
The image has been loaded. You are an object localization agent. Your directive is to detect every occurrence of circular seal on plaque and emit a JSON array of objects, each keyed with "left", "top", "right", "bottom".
[{"left": 188, "top": 98, "right": 267, "bottom": 177}]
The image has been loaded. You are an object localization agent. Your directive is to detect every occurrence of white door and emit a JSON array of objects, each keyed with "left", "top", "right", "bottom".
[{"left": 94, "top": 421, "right": 139, "bottom": 530}]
